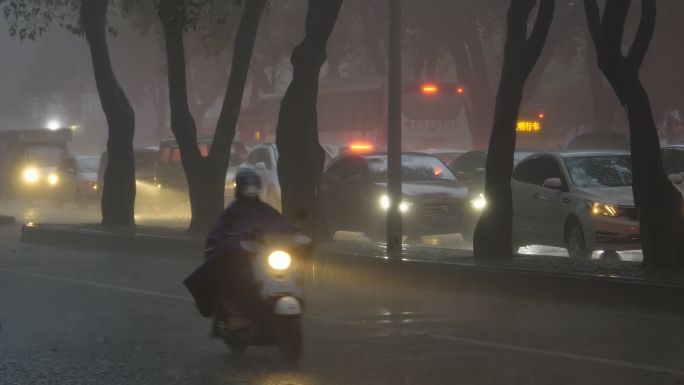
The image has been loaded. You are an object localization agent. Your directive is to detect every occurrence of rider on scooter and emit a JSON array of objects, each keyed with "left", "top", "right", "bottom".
[{"left": 184, "top": 168, "right": 295, "bottom": 337}]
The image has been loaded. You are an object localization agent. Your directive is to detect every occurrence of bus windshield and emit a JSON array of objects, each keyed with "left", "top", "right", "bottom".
[
  {"left": 25, "top": 146, "right": 67, "bottom": 167},
  {"left": 402, "top": 93, "right": 463, "bottom": 121}
]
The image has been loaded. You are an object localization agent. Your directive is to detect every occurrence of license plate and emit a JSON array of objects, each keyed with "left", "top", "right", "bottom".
[{"left": 432, "top": 214, "right": 460, "bottom": 224}]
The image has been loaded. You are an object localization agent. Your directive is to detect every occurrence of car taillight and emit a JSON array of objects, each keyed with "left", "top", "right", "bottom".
[{"left": 350, "top": 143, "right": 373, "bottom": 151}]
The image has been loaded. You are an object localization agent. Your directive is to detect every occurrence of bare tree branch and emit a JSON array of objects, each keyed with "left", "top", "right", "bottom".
[
  {"left": 627, "top": 0, "right": 656, "bottom": 70},
  {"left": 522, "top": 0, "right": 555, "bottom": 76},
  {"left": 503, "top": 0, "right": 535, "bottom": 64},
  {"left": 582, "top": 0, "right": 603, "bottom": 49},
  {"left": 601, "top": 0, "right": 630, "bottom": 58}
]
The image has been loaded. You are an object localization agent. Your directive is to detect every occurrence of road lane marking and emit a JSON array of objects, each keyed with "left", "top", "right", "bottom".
[
  {"left": 2, "top": 267, "right": 683, "bottom": 376},
  {"left": 0, "top": 267, "right": 190, "bottom": 301},
  {"left": 306, "top": 316, "right": 684, "bottom": 376}
]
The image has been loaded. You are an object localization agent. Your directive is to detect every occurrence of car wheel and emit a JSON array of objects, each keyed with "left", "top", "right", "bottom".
[{"left": 565, "top": 219, "right": 592, "bottom": 258}]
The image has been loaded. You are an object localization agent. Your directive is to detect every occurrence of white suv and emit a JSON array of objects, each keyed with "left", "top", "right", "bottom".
[
  {"left": 237, "top": 143, "right": 333, "bottom": 211},
  {"left": 511, "top": 151, "right": 640, "bottom": 258}
]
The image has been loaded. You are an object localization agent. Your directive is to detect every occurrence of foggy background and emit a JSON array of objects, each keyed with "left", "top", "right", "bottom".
[{"left": 1, "top": 0, "right": 683, "bottom": 155}]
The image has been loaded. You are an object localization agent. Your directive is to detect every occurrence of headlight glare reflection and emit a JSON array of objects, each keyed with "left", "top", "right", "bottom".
[
  {"left": 48, "top": 174, "right": 58, "bottom": 185},
  {"left": 471, "top": 194, "right": 486, "bottom": 209}
]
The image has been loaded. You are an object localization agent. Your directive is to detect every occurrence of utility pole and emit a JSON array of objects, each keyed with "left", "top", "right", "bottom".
[{"left": 386, "top": 0, "right": 402, "bottom": 256}]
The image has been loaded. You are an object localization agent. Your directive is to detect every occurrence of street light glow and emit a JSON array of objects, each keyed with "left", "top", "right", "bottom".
[{"left": 47, "top": 120, "right": 61, "bottom": 130}]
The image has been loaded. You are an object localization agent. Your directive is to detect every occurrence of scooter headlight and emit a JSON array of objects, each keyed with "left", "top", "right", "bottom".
[{"left": 268, "top": 251, "right": 291, "bottom": 270}]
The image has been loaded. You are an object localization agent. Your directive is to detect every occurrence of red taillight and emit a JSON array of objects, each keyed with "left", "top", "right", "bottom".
[
  {"left": 351, "top": 144, "right": 373, "bottom": 151},
  {"left": 539, "top": 113, "right": 544, "bottom": 119},
  {"left": 422, "top": 85, "right": 437, "bottom": 93},
  {"left": 457, "top": 87, "right": 464, "bottom": 94}
]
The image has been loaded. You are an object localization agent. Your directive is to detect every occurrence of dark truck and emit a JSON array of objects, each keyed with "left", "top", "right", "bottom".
[{"left": 0, "top": 128, "right": 71, "bottom": 202}]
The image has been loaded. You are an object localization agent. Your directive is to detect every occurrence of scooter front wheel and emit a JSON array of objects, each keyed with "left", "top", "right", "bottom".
[{"left": 275, "top": 315, "right": 302, "bottom": 365}]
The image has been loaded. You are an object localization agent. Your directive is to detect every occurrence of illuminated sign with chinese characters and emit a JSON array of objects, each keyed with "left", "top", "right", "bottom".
[{"left": 516, "top": 121, "right": 541, "bottom": 132}]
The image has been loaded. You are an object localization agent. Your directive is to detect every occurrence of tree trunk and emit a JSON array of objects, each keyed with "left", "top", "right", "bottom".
[
  {"left": 473, "top": 0, "right": 555, "bottom": 259},
  {"left": 276, "top": 0, "right": 343, "bottom": 240},
  {"left": 160, "top": 0, "right": 267, "bottom": 235},
  {"left": 626, "top": 79, "right": 684, "bottom": 270},
  {"left": 81, "top": 0, "right": 136, "bottom": 227},
  {"left": 583, "top": 0, "right": 684, "bottom": 270}
]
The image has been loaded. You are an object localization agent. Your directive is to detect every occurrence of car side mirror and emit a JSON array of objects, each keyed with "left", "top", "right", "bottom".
[
  {"left": 543, "top": 178, "right": 563, "bottom": 189},
  {"left": 254, "top": 162, "right": 267, "bottom": 172},
  {"left": 347, "top": 174, "right": 364, "bottom": 184},
  {"left": 66, "top": 168, "right": 76, "bottom": 175},
  {"left": 669, "top": 174, "right": 683, "bottom": 185},
  {"left": 474, "top": 168, "right": 486, "bottom": 178}
]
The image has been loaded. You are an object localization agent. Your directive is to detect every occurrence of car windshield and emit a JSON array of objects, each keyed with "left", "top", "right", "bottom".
[
  {"left": 368, "top": 155, "right": 458, "bottom": 182},
  {"left": 564, "top": 156, "right": 632, "bottom": 188},
  {"left": 25, "top": 146, "right": 67, "bottom": 167},
  {"left": 78, "top": 158, "right": 100, "bottom": 173},
  {"left": 513, "top": 152, "right": 534, "bottom": 164},
  {"left": 134, "top": 153, "right": 156, "bottom": 172}
]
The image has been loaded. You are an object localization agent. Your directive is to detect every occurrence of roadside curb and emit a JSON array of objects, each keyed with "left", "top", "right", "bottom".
[
  {"left": 21, "top": 224, "right": 203, "bottom": 259},
  {"left": 20, "top": 224, "right": 684, "bottom": 315},
  {"left": 0, "top": 216, "right": 16, "bottom": 227}
]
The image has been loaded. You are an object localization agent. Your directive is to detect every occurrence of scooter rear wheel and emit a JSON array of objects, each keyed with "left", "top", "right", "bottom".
[{"left": 276, "top": 315, "right": 302, "bottom": 365}]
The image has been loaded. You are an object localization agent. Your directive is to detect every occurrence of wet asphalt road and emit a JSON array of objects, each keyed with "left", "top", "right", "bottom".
[
  {"left": 0, "top": 201, "right": 644, "bottom": 261},
  {"left": 0, "top": 225, "right": 682, "bottom": 384}
]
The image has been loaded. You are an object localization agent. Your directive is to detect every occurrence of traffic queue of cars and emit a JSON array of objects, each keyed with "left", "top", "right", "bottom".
[{"left": 0, "top": 127, "right": 678, "bottom": 258}]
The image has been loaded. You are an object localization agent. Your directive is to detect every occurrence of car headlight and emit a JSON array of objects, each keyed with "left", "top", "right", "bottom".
[
  {"left": 24, "top": 168, "right": 38, "bottom": 182},
  {"left": 268, "top": 251, "right": 291, "bottom": 270},
  {"left": 380, "top": 195, "right": 412, "bottom": 211},
  {"left": 585, "top": 200, "right": 623, "bottom": 217},
  {"left": 471, "top": 194, "right": 486, "bottom": 209},
  {"left": 48, "top": 174, "right": 58, "bottom": 185}
]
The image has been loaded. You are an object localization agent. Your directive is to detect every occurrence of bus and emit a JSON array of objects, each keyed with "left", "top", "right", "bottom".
[{"left": 238, "top": 76, "right": 473, "bottom": 152}]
